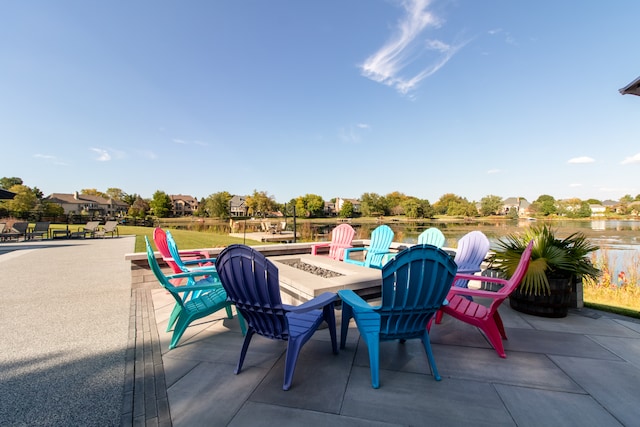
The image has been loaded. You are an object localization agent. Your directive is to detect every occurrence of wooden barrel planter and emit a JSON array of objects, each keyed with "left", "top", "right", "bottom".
[{"left": 509, "top": 273, "right": 575, "bottom": 318}]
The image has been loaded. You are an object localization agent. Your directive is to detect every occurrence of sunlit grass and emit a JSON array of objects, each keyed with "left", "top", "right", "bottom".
[{"left": 583, "top": 249, "right": 640, "bottom": 319}]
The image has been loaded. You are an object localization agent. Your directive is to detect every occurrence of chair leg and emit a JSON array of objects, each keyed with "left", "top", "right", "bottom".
[
  {"left": 235, "top": 329, "right": 255, "bottom": 374},
  {"left": 480, "top": 321, "right": 507, "bottom": 358},
  {"left": 435, "top": 309, "right": 444, "bottom": 324},
  {"left": 167, "top": 304, "right": 182, "bottom": 332},
  {"left": 340, "top": 303, "right": 354, "bottom": 349},
  {"left": 493, "top": 311, "right": 508, "bottom": 339},
  {"left": 323, "top": 303, "right": 338, "bottom": 354},
  {"left": 421, "top": 332, "right": 441, "bottom": 381},
  {"left": 283, "top": 337, "right": 305, "bottom": 391},
  {"left": 169, "top": 313, "right": 193, "bottom": 349},
  {"left": 365, "top": 333, "right": 380, "bottom": 389}
]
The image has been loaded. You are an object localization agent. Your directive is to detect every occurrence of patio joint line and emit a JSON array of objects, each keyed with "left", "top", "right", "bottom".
[{"left": 121, "top": 284, "right": 172, "bottom": 427}]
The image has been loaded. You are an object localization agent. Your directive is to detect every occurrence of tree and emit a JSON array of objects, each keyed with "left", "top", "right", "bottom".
[
  {"left": 532, "top": 194, "right": 557, "bottom": 216},
  {"left": 480, "top": 195, "right": 503, "bottom": 216},
  {"left": 122, "top": 193, "right": 139, "bottom": 207},
  {"left": 106, "top": 188, "right": 125, "bottom": 201},
  {"left": 576, "top": 201, "right": 593, "bottom": 218},
  {"left": 295, "top": 194, "right": 324, "bottom": 217},
  {"left": 4, "top": 184, "right": 37, "bottom": 218},
  {"left": 129, "top": 197, "right": 149, "bottom": 218},
  {"left": 360, "top": 193, "right": 388, "bottom": 217},
  {"left": 0, "top": 177, "right": 23, "bottom": 189},
  {"left": 81, "top": 188, "right": 108, "bottom": 198},
  {"left": 41, "top": 200, "right": 64, "bottom": 217},
  {"left": 149, "top": 191, "right": 173, "bottom": 218},
  {"left": 434, "top": 193, "right": 477, "bottom": 216},
  {"left": 245, "top": 190, "right": 275, "bottom": 218},
  {"left": 204, "top": 191, "right": 232, "bottom": 218},
  {"left": 339, "top": 200, "right": 354, "bottom": 218},
  {"left": 385, "top": 191, "right": 406, "bottom": 216}
]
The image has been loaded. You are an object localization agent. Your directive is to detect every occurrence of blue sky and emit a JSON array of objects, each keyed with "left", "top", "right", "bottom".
[{"left": 2, "top": 1, "right": 639, "bottom": 204}]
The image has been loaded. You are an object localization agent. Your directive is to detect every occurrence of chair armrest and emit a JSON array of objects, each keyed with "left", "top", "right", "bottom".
[
  {"left": 181, "top": 257, "right": 216, "bottom": 266},
  {"left": 337, "top": 289, "right": 376, "bottom": 313},
  {"left": 454, "top": 273, "right": 508, "bottom": 287},
  {"left": 166, "top": 270, "right": 215, "bottom": 280},
  {"left": 310, "top": 242, "right": 330, "bottom": 256},
  {"left": 172, "top": 282, "right": 220, "bottom": 293},
  {"left": 343, "top": 247, "right": 366, "bottom": 264},
  {"left": 448, "top": 286, "right": 508, "bottom": 300},
  {"left": 285, "top": 292, "right": 338, "bottom": 313}
]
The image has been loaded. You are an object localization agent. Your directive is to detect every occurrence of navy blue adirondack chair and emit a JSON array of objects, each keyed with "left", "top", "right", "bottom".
[
  {"left": 339, "top": 244, "right": 457, "bottom": 388},
  {"left": 145, "top": 237, "right": 245, "bottom": 349},
  {"left": 215, "top": 244, "right": 338, "bottom": 391}
]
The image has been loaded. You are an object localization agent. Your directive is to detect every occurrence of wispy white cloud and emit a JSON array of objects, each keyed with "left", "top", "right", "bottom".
[
  {"left": 621, "top": 153, "right": 640, "bottom": 164},
  {"left": 90, "top": 148, "right": 111, "bottom": 161},
  {"left": 487, "top": 169, "right": 501, "bottom": 174},
  {"left": 568, "top": 156, "right": 595, "bottom": 164},
  {"left": 137, "top": 150, "right": 158, "bottom": 160},
  {"left": 339, "top": 123, "right": 371, "bottom": 143},
  {"left": 33, "top": 153, "right": 68, "bottom": 166},
  {"left": 360, "top": 0, "right": 466, "bottom": 94},
  {"left": 569, "top": 183, "right": 582, "bottom": 187},
  {"left": 488, "top": 28, "right": 517, "bottom": 46},
  {"left": 173, "top": 138, "right": 209, "bottom": 146}
]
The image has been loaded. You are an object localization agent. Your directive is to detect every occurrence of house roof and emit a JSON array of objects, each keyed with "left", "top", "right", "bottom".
[
  {"left": 169, "top": 194, "right": 198, "bottom": 203},
  {"left": 619, "top": 75, "right": 640, "bottom": 96},
  {"left": 46, "top": 193, "right": 128, "bottom": 207}
]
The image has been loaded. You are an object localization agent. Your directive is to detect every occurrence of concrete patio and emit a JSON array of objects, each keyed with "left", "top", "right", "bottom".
[{"left": 1, "top": 237, "right": 639, "bottom": 426}]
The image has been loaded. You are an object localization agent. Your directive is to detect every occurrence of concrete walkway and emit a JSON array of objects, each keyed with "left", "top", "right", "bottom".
[
  {"left": 0, "top": 237, "right": 132, "bottom": 426},
  {"left": 2, "top": 238, "right": 640, "bottom": 426}
]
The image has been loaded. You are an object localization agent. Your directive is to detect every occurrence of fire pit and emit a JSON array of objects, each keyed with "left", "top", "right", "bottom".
[{"left": 269, "top": 254, "right": 382, "bottom": 305}]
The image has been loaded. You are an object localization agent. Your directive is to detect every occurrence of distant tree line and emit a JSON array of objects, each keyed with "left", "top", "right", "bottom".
[{"left": 3, "top": 175, "right": 640, "bottom": 221}]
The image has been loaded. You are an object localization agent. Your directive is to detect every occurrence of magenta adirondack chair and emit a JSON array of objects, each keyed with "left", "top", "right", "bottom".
[
  {"left": 310, "top": 223, "right": 356, "bottom": 261},
  {"left": 430, "top": 240, "right": 533, "bottom": 358}
]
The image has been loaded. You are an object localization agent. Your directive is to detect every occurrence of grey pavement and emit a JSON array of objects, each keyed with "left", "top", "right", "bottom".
[
  {"left": 0, "top": 237, "right": 132, "bottom": 426},
  {"left": 2, "top": 238, "right": 640, "bottom": 426}
]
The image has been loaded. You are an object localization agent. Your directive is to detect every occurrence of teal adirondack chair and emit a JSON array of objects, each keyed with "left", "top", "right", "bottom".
[
  {"left": 145, "top": 237, "right": 245, "bottom": 349},
  {"left": 343, "top": 225, "right": 394, "bottom": 269},
  {"left": 339, "top": 244, "right": 457, "bottom": 388},
  {"left": 418, "top": 228, "right": 446, "bottom": 248}
]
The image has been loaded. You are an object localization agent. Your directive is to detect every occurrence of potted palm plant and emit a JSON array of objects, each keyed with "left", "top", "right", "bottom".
[{"left": 489, "top": 224, "right": 600, "bottom": 318}]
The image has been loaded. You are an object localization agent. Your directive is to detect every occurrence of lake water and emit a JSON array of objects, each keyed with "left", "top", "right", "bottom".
[{"left": 305, "top": 219, "right": 640, "bottom": 280}]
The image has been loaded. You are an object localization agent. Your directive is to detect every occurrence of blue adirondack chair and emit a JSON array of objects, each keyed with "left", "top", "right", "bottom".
[
  {"left": 418, "top": 227, "right": 446, "bottom": 247},
  {"left": 339, "top": 244, "right": 458, "bottom": 388},
  {"left": 452, "top": 230, "right": 491, "bottom": 288},
  {"left": 145, "top": 237, "right": 245, "bottom": 349},
  {"left": 343, "top": 225, "right": 394, "bottom": 269},
  {"left": 166, "top": 230, "right": 218, "bottom": 274},
  {"left": 215, "top": 244, "right": 338, "bottom": 391}
]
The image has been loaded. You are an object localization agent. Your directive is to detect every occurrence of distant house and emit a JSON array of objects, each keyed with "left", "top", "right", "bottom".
[
  {"left": 589, "top": 204, "right": 606, "bottom": 216},
  {"left": 502, "top": 197, "right": 530, "bottom": 216},
  {"left": 46, "top": 192, "right": 128, "bottom": 217},
  {"left": 229, "top": 195, "right": 248, "bottom": 217},
  {"left": 324, "top": 201, "right": 337, "bottom": 216},
  {"left": 335, "top": 197, "right": 361, "bottom": 214},
  {"left": 169, "top": 194, "right": 199, "bottom": 216}
]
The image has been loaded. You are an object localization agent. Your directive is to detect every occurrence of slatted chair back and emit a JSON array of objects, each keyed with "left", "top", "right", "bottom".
[{"left": 417, "top": 228, "right": 446, "bottom": 248}]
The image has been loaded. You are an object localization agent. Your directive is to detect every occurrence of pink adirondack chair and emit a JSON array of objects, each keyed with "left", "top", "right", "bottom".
[
  {"left": 429, "top": 240, "right": 533, "bottom": 358},
  {"left": 310, "top": 223, "right": 356, "bottom": 261},
  {"left": 152, "top": 228, "right": 213, "bottom": 285}
]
